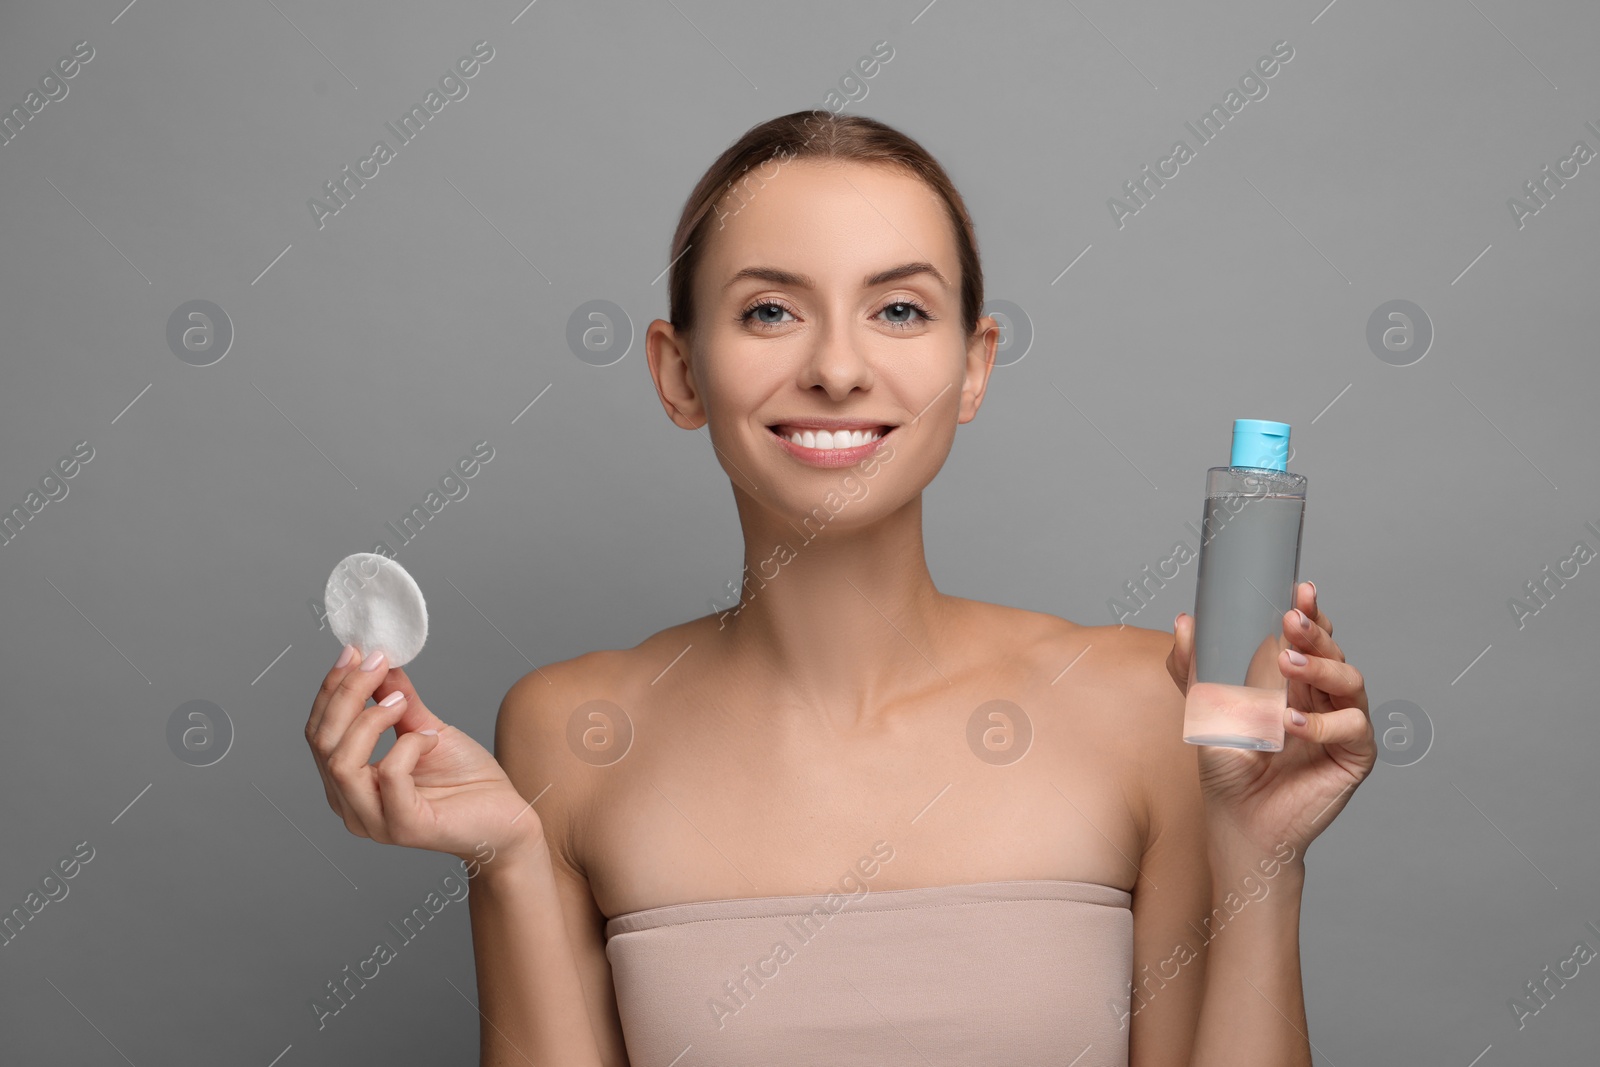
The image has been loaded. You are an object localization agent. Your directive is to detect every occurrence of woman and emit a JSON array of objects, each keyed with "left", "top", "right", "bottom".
[{"left": 304, "top": 110, "right": 1375, "bottom": 1066}]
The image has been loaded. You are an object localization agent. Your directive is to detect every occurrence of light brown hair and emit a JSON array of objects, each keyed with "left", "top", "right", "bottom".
[{"left": 667, "top": 110, "right": 983, "bottom": 339}]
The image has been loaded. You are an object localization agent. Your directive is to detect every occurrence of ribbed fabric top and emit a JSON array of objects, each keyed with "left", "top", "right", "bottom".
[{"left": 604, "top": 878, "right": 1134, "bottom": 1066}]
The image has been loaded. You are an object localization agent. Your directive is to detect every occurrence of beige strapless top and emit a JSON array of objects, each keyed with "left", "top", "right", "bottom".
[{"left": 603, "top": 878, "right": 1133, "bottom": 1066}]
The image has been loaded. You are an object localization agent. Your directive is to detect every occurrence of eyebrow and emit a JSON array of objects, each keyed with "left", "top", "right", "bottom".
[{"left": 722, "top": 261, "right": 950, "bottom": 293}]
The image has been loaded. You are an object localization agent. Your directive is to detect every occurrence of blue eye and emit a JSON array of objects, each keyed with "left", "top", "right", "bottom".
[
  {"left": 742, "top": 302, "right": 793, "bottom": 326},
  {"left": 737, "top": 298, "right": 937, "bottom": 330},
  {"left": 878, "top": 300, "right": 933, "bottom": 329}
]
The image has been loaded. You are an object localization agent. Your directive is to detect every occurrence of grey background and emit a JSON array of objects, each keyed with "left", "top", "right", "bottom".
[{"left": 2, "top": 0, "right": 1596, "bottom": 1063}]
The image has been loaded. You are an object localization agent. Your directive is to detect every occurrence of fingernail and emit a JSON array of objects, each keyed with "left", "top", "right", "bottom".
[
  {"left": 1286, "top": 648, "right": 1308, "bottom": 666},
  {"left": 419, "top": 728, "right": 439, "bottom": 736},
  {"left": 1295, "top": 609, "right": 1311, "bottom": 629},
  {"left": 378, "top": 691, "right": 404, "bottom": 707},
  {"left": 360, "top": 649, "right": 386, "bottom": 672},
  {"left": 335, "top": 645, "right": 356, "bottom": 668},
  {"left": 1307, "top": 581, "right": 1316, "bottom": 599},
  {"left": 1290, "top": 709, "right": 1308, "bottom": 726}
]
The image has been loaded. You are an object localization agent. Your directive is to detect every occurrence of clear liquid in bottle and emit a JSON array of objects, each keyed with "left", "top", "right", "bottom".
[{"left": 1182, "top": 420, "right": 1306, "bottom": 751}]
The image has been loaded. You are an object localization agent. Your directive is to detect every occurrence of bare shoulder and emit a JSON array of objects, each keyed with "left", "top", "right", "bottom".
[
  {"left": 494, "top": 620, "right": 699, "bottom": 874},
  {"left": 494, "top": 651, "right": 607, "bottom": 874},
  {"left": 1085, "top": 621, "right": 1186, "bottom": 719},
  {"left": 958, "top": 597, "right": 1181, "bottom": 709},
  {"left": 1070, "top": 619, "right": 1201, "bottom": 852},
  {"left": 963, "top": 599, "right": 1196, "bottom": 847}
]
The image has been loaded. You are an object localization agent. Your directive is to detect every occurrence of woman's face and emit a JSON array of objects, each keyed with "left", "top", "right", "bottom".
[{"left": 648, "top": 159, "right": 997, "bottom": 525}]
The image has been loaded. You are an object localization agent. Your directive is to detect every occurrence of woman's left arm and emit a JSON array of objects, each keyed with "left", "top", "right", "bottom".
[{"left": 1169, "top": 580, "right": 1377, "bottom": 1067}]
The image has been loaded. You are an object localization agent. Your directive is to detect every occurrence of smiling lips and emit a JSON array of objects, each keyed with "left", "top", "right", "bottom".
[
  {"left": 771, "top": 425, "right": 889, "bottom": 449},
  {"left": 767, "top": 421, "right": 896, "bottom": 466}
]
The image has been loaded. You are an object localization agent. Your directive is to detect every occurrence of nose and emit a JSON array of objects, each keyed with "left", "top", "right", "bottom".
[{"left": 797, "top": 313, "right": 874, "bottom": 400}]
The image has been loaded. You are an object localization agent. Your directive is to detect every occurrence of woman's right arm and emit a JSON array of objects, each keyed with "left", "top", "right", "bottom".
[
  {"left": 473, "top": 667, "right": 631, "bottom": 1066},
  {"left": 466, "top": 834, "right": 616, "bottom": 1065},
  {"left": 304, "top": 648, "right": 624, "bottom": 1066}
]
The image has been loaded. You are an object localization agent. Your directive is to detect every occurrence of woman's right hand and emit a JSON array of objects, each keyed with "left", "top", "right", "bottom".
[{"left": 305, "top": 644, "right": 543, "bottom": 867}]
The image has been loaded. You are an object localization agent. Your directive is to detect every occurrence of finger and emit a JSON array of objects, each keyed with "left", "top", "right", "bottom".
[
  {"left": 1281, "top": 645, "right": 1364, "bottom": 698},
  {"left": 1297, "top": 581, "right": 1331, "bottom": 638},
  {"left": 1282, "top": 605, "right": 1345, "bottom": 663},
  {"left": 307, "top": 644, "right": 362, "bottom": 741},
  {"left": 312, "top": 646, "right": 390, "bottom": 755},
  {"left": 373, "top": 727, "right": 445, "bottom": 848},
  {"left": 317, "top": 663, "right": 438, "bottom": 829},
  {"left": 312, "top": 754, "right": 347, "bottom": 824},
  {"left": 371, "top": 666, "right": 447, "bottom": 735},
  {"left": 1285, "top": 704, "right": 1375, "bottom": 753},
  {"left": 1166, "top": 613, "right": 1194, "bottom": 692},
  {"left": 327, "top": 691, "right": 412, "bottom": 837},
  {"left": 308, "top": 648, "right": 389, "bottom": 774},
  {"left": 307, "top": 644, "right": 365, "bottom": 821}
]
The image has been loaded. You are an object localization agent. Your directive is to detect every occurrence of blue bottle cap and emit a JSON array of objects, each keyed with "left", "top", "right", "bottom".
[{"left": 1230, "top": 418, "right": 1291, "bottom": 472}]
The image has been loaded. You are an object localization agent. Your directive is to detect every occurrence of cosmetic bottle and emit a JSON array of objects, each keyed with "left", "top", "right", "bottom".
[{"left": 1182, "top": 419, "right": 1306, "bottom": 751}]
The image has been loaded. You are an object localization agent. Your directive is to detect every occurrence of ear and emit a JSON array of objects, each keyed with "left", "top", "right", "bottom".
[
  {"left": 645, "top": 319, "right": 706, "bottom": 430},
  {"left": 956, "top": 315, "right": 999, "bottom": 425}
]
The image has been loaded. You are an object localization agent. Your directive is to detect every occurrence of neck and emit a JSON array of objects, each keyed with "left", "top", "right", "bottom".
[{"left": 712, "top": 485, "right": 954, "bottom": 723}]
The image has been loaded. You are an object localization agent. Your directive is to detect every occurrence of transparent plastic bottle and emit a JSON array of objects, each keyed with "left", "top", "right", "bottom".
[{"left": 1182, "top": 419, "right": 1306, "bottom": 751}]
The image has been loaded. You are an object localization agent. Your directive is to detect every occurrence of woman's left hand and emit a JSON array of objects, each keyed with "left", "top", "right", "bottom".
[{"left": 1166, "top": 581, "right": 1376, "bottom": 865}]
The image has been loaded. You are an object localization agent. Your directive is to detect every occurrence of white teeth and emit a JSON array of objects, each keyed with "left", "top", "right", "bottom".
[{"left": 782, "top": 428, "right": 883, "bottom": 449}]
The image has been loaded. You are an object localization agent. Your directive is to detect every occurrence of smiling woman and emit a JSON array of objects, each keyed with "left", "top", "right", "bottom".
[{"left": 304, "top": 109, "right": 1374, "bottom": 1067}]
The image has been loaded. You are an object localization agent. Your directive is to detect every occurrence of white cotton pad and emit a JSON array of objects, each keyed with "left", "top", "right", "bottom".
[{"left": 324, "top": 552, "right": 429, "bottom": 668}]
